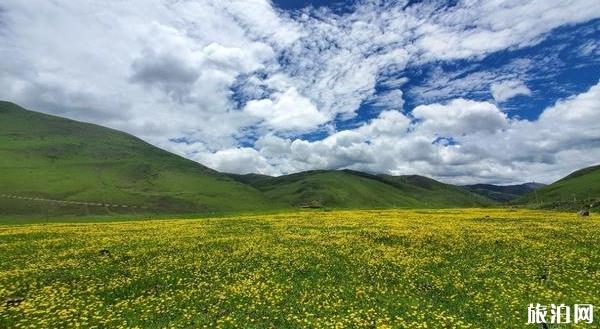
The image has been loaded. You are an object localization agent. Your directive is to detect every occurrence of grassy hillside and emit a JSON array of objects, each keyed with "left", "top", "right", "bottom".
[
  {"left": 0, "top": 101, "right": 496, "bottom": 217},
  {"left": 376, "top": 174, "right": 493, "bottom": 207},
  {"left": 463, "top": 182, "right": 545, "bottom": 202},
  {"left": 229, "top": 170, "right": 492, "bottom": 209},
  {"left": 0, "top": 101, "right": 273, "bottom": 216},
  {"left": 518, "top": 164, "right": 600, "bottom": 210}
]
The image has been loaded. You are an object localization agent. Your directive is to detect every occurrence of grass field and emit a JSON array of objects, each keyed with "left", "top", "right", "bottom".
[{"left": 1, "top": 209, "right": 599, "bottom": 328}]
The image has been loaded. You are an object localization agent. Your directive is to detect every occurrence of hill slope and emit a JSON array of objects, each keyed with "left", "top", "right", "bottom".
[
  {"left": 0, "top": 101, "right": 273, "bottom": 216},
  {"left": 229, "top": 170, "right": 493, "bottom": 209},
  {"left": 518, "top": 164, "right": 600, "bottom": 209},
  {"left": 463, "top": 182, "right": 545, "bottom": 202},
  {"left": 376, "top": 174, "right": 494, "bottom": 207},
  {"left": 0, "top": 101, "right": 498, "bottom": 217}
]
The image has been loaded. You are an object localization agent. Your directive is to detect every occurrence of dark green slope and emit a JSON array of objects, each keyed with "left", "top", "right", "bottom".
[
  {"left": 0, "top": 101, "right": 273, "bottom": 216},
  {"left": 463, "top": 182, "right": 546, "bottom": 202},
  {"left": 231, "top": 170, "right": 425, "bottom": 208},
  {"left": 375, "top": 174, "right": 493, "bottom": 207},
  {"left": 229, "top": 170, "right": 493, "bottom": 209},
  {"left": 518, "top": 164, "right": 600, "bottom": 209}
]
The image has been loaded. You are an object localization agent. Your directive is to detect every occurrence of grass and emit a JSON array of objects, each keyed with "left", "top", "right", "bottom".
[
  {"left": 229, "top": 170, "right": 492, "bottom": 209},
  {"left": 1, "top": 208, "right": 599, "bottom": 328},
  {"left": 2, "top": 100, "right": 598, "bottom": 217},
  {"left": 1, "top": 101, "right": 495, "bottom": 218},
  {"left": 518, "top": 164, "right": 600, "bottom": 210},
  {"left": 0, "top": 101, "right": 276, "bottom": 216}
]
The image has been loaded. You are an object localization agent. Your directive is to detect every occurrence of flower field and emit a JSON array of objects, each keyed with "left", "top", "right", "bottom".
[{"left": 1, "top": 209, "right": 599, "bottom": 328}]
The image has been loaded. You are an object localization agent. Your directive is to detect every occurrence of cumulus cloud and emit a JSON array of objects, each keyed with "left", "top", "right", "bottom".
[
  {"left": 129, "top": 49, "right": 200, "bottom": 102},
  {"left": 413, "top": 99, "right": 509, "bottom": 136},
  {"left": 198, "top": 148, "right": 275, "bottom": 175},
  {"left": 0, "top": 0, "right": 599, "bottom": 183},
  {"left": 219, "top": 82, "right": 600, "bottom": 184},
  {"left": 244, "top": 88, "right": 327, "bottom": 131},
  {"left": 490, "top": 80, "right": 532, "bottom": 102}
]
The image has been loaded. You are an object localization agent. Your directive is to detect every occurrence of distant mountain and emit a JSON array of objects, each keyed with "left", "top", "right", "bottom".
[
  {"left": 517, "top": 164, "right": 600, "bottom": 210},
  {"left": 0, "top": 101, "right": 274, "bottom": 216},
  {"left": 228, "top": 170, "right": 493, "bottom": 209},
  {"left": 463, "top": 182, "right": 546, "bottom": 202}
]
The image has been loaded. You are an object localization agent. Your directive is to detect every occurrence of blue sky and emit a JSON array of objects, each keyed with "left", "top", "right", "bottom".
[
  {"left": 273, "top": 0, "right": 352, "bottom": 12},
  {"left": 1, "top": 0, "right": 599, "bottom": 184},
  {"left": 272, "top": 0, "right": 600, "bottom": 133}
]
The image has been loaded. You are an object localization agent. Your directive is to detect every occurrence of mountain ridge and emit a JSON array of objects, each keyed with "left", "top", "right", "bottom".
[
  {"left": 463, "top": 182, "right": 546, "bottom": 202},
  {"left": 1, "top": 101, "right": 598, "bottom": 217},
  {"left": 228, "top": 169, "right": 492, "bottom": 208}
]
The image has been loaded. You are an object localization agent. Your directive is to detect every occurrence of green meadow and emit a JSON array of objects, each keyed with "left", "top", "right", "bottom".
[{"left": 1, "top": 209, "right": 599, "bottom": 328}]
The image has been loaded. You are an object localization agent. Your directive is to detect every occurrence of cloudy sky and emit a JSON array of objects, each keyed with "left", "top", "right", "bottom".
[{"left": 1, "top": 0, "right": 599, "bottom": 184}]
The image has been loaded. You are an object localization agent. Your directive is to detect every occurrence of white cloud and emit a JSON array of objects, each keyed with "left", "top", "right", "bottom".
[
  {"left": 409, "top": 59, "right": 533, "bottom": 104},
  {"left": 198, "top": 148, "right": 275, "bottom": 175},
  {"left": 0, "top": 0, "right": 599, "bottom": 184},
  {"left": 357, "top": 110, "right": 411, "bottom": 138},
  {"left": 202, "top": 42, "right": 273, "bottom": 73},
  {"left": 414, "top": 0, "right": 600, "bottom": 61},
  {"left": 366, "top": 89, "right": 405, "bottom": 111},
  {"left": 578, "top": 40, "right": 599, "bottom": 57},
  {"left": 413, "top": 99, "right": 509, "bottom": 136},
  {"left": 244, "top": 88, "right": 328, "bottom": 131},
  {"left": 221, "top": 82, "right": 600, "bottom": 184},
  {"left": 0, "top": 0, "right": 284, "bottom": 150},
  {"left": 491, "top": 80, "right": 532, "bottom": 102}
]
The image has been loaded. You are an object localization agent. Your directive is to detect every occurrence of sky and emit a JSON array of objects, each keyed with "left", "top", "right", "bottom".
[{"left": 0, "top": 0, "right": 599, "bottom": 184}]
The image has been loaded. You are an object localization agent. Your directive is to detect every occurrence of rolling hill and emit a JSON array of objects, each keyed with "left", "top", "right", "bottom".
[
  {"left": 0, "top": 101, "right": 274, "bottom": 216},
  {"left": 11, "top": 100, "right": 589, "bottom": 218},
  {"left": 228, "top": 170, "right": 493, "bottom": 209},
  {"left": 376, "top": 174, "right": 494, "bottom": 206},
  {"left": 518, "top": 164, "right": 600, "bottom": 209},
  {"left": 463, "top": 182, "right": 546, "bottom": 202}
]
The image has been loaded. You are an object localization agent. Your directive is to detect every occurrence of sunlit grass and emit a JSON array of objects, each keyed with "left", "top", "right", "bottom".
[{"left": 1, "top": 209, "right": 598, "bottom": 328}]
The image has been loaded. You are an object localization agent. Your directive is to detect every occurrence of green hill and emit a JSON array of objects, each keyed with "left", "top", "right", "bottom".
[
  {"left": 376, "top": 174, "right": 493, "bottom": 207},
  {"left": 0, "top": 101, "right": 274, "bottom": 216},
  {"left": 518, "top": 164, "right": 600, "bottom": 210},
  {"left": 463, "top": 182, "right": 545, "bottom": 202},
  {"left": 0, "top": 101, "right": 498, "bottom": 218},
  {"left": 229, "top": 170, "right": 493, "bottom": 209}
]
